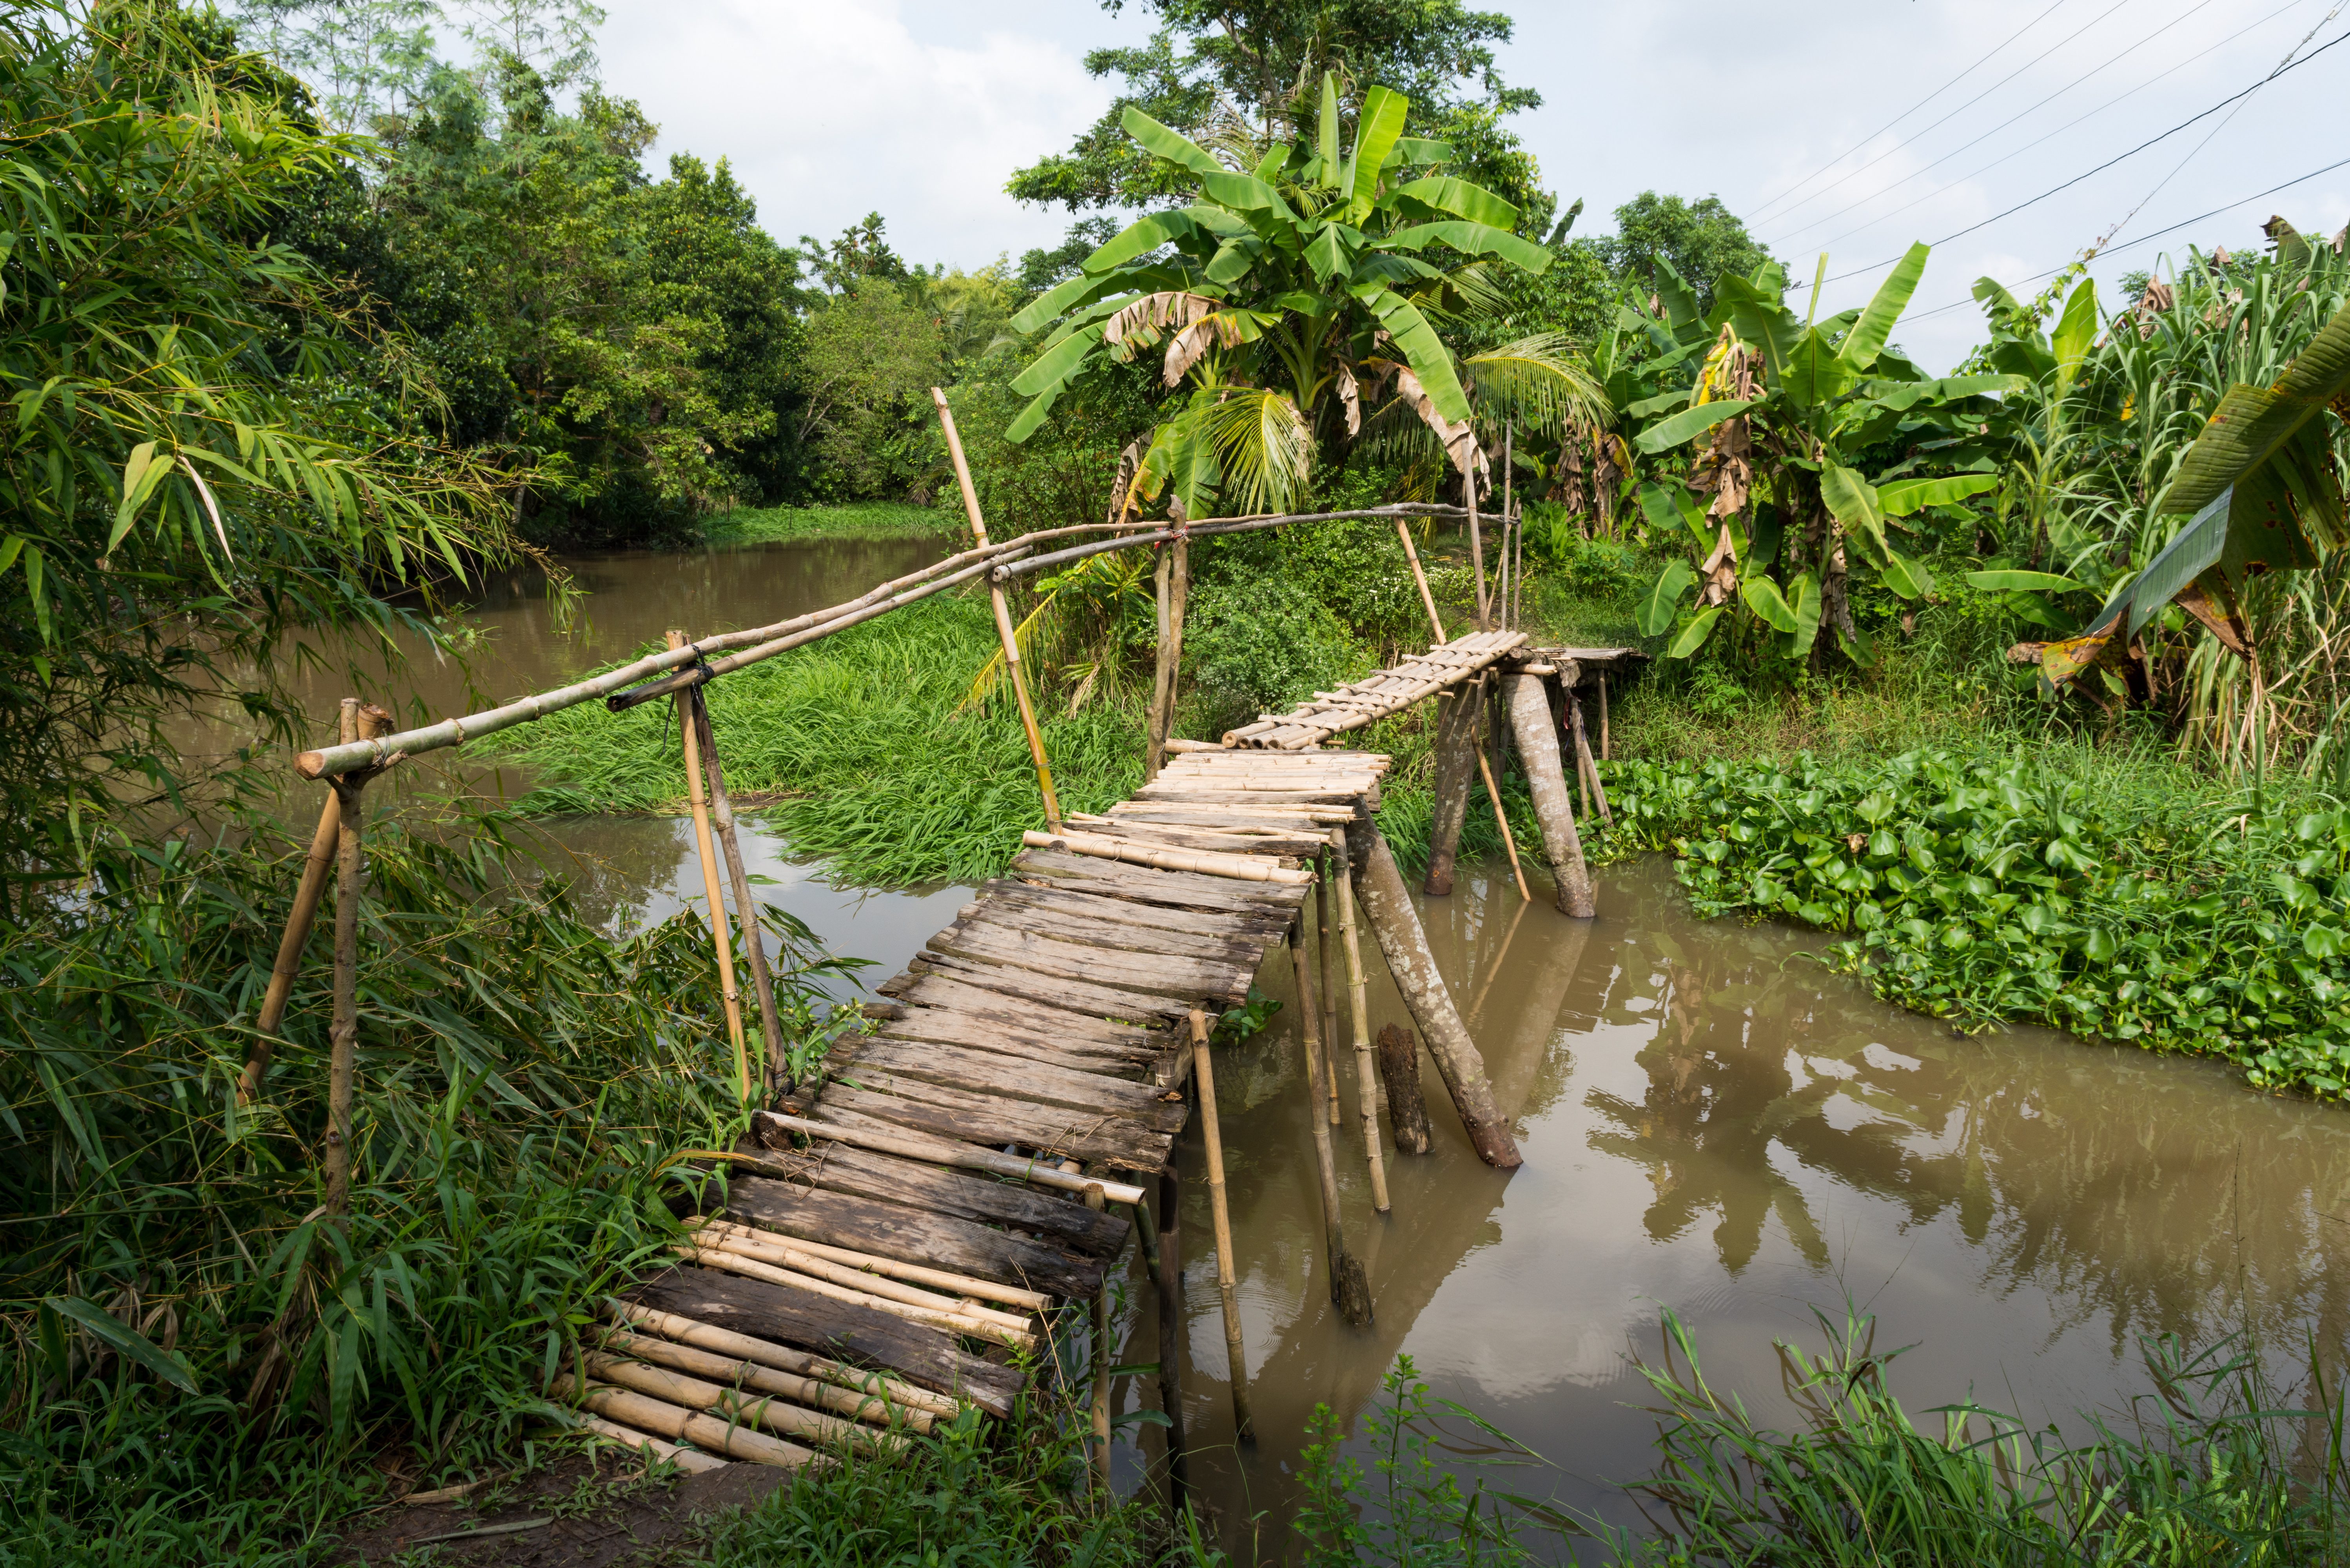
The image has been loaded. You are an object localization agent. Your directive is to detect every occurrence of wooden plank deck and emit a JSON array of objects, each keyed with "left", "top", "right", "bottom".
[
  {"left": 1222, "top": 629, "right": 1529, "bottom": 748},
  {"left": 588, "top": 735, "right": 1445, "bottom": 1468}
]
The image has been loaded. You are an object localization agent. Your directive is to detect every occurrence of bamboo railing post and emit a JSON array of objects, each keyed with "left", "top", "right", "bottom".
[
  {"left": 238, "top": 800, "right": 341, "bottom": 1105},
  {"left": 1341, "top": 816, "right": 1524, "bottom": 1169},
  {"left": 1504, "top": 673, "right": 1595, "bottom": 918},
  {"left": 1395, "top": 519, "right": 1446, "bottom": 641},
  {"left": 1084, "top": 1176, "right": 1113, "bottom": 1493},
  {"left": 1599, "top": 672, "right": 1611, "bottom": 760},
  {"left": 1466, "top": 466, "right": 1490, "bottom": 632},
  {"left": 1155, "top": 1161, "right": 1189, "bottom": 1507},
  {"left": 933, "top": 387, "right": 1062, "bottom": 832},
  {"left": 1499, "top": 423, "right": 1513, "bottom": 632},
  {"left": 688, "top": 689, "right": 783, "bottom": 1096},
  {"left": 1187, "top": 1010, "right": 1252, "bottom": 1443},
  {"left": 1290, "top": 912, "right": 1372, "bottom": 1324},
  {"left": 322, "top": 699, "right": 366, "bottom": 1220},
  {"left": 1315, "top": 849, "right": 1340, "bottom": 1126},
  {"left": 1144, "top": 536, "right": 1190, "bottom": 782},
  {"left": 1328, "top": 829, "right": 1390, "bottom": 1214},
  {"left": 669, "top": 632, "right": 747, "bottom": 1088},
  {"left": 1475, "top": 687, "right": 1532, "bottom": 903},
  {"left": 1572, "top": 695, "right": 1613, "bottom": 828}
]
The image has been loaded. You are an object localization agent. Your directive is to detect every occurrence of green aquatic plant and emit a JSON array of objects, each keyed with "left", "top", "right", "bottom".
[{"left": 1604, "top": 748, "right": 2350, "bottom": 1099}]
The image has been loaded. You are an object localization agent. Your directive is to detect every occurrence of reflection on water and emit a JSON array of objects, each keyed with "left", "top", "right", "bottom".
[{"left": 1127, "top": 856, "right": 2350, "bottom": 1543}]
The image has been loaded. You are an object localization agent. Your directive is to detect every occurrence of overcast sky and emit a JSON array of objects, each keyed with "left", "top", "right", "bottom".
[{"left": 594, "top": 0, "right": 2350, "bottom": 371}]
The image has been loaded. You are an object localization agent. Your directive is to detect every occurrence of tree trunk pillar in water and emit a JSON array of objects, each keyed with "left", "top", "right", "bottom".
[
  {"left": 1423, "top": 689, "right": 1479, "bottom": 897},
  {"left": 1342, "top": 816, "right": 1523, "bottom": 1170},
  {"left": 1376, "top": 1024, "right": 1434, "bottom": 1155},
  {"left": 1505, "top": 673, "right": 1595, "bottom": 918}
]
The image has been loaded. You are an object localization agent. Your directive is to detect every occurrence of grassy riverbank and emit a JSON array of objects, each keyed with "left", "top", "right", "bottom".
[{"left": 704, "top": 502, "right": 957, "bottom": 546}]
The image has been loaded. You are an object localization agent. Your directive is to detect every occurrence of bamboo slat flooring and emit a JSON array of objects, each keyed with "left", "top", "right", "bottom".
[
  {"left": 606, "top": 686, "right": 1498, "bottom": 1465},
  {"left": 1221, "top": 630, "right": 1528, "bottom": 748}
]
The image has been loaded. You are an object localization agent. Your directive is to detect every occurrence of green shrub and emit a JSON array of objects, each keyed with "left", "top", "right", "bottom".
[{"left": 1182, "top": 577, "right": 1370, "bottom": 738}]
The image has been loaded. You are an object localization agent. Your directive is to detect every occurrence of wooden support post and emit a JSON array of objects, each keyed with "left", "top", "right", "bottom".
[
  {"left": 688, "top": 690, "right": 784, "bottom": 1096},
  {"left": 934, "top": 387, "right": 1061, "bottom": 831},
  {"left": 1423, "top": 689, "right": 1477, "bottom": 898},
  {"left": 1395, "top": 519, "right": 1446, "bottom": 642},
  {"left": 1291, "top": 913, "right": 1371, "bottom": 1325},
  {"left": 1085, "top": 1177, "right": 1112, "bottom": 1493},
  {"left": 1572, "top": 695, "right": 1613, "bottom": 828},
  {"left": 240, "top": 700, "right": 390, "bottom": 1104},
  {"left": 1599, "top": 672, "right": 1611, "bottom": 761},
  {"left": 1155, "top": 1162, "right": 1189, "bottom": 1506},
  {"left": 1502, "top": 422, "right": 1515, "bottom": 632},
  {"left": 1145, "top": 539, "right": 1189, "bottom": 782},
  {"left": 1328, "top": 828, "right": 1390, "bottom": 1214},
  {"left": 1187, "top": 1010, "right": 1252, "bottom": 1442},
  {"left": 1466, "top": 469, "right": 1490, "bottom": 631},
  {"left": 1503, "top": 673, "right": 1595, "bottom": 918},
  {"left": 1315, "top": 850, "right": 1339, "bottom": 1126},
  {"left": 323, "top": 699, "right": 368, "bottom": 1219},
  {"left": 1376, "top": 1024, "right": 1434, "bottom": 1154},
  {"left": 1342, "top": 816, "right": 1524, "bottom": 1169},
  {"left": 669, "top": 632, "right": 747, "bottom": 1091}
]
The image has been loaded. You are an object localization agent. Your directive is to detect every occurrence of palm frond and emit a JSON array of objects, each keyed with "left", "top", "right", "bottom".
[
  {"left": 1199, "top": 388, "right": 1313, "bottom": 515},
  {"left": 1464, "top": 334, "right": 1609, "bottom": 439}
]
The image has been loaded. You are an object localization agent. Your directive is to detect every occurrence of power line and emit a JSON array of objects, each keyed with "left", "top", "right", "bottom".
[
  {"left": 1741, "top": 0, "right": 2077, "bottom": 227},
  {"left": 1902, "top": 152, "right": 2350, "bottom": 323},
  {"left": 1752, "top": 0, "right": 2137, "bottom": 233},
  {"left": 1789, "top": 24, "right": 2350, "bottom": 294},
  {"left": 1789, "top": 0, "right": 2305, "bottom": 257},
  {"left": 1769, "top": 0, "right": 2246, "bottom": 249}
]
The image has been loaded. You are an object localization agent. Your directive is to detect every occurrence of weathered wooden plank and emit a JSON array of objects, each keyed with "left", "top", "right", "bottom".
[
  {"left": 820, "top": 1082, "right": 1175, "bottom": 1172},
  {"left": 1011, "top": 848, "right": 1308, "bottom": 916},
  {"left": 736, "top": 1132, "right": 1131, "bottom": 1257},
  {"left": 1132, "top": 785, "right": 1363, "bottom": 804},
  {"left": 1065, "top": 817, "right": 1328, "bottom": 857},
  {"left": 872, "top": 1014, "right": 1156, "bottom": 1073},
  {"left": 875, "top": 970, "right": 1163, "bottom": 1047},
  {"left": 929, "top": 919, "right": 1253, "bottom": 1004},
  {"left": 955, "top": 898, "right": 1266, "bottom": 965},
  {"left": 839, "top": 1038, "right": 1189, "bottom": 1127},
  {"left": 978, "top": 881, "right": 1288, "bottom": 944},
  {"left": 908, "top": 950, "right": 1197, "bottom": 1026},
  {"left": 628, "top": 1266, "right": 1023, "bottom": 1416},
  {"left": 726, "top": 1175, "right": 1109, "bottom": 1303}
]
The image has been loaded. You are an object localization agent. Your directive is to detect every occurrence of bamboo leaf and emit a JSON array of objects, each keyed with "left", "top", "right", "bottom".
[{"left": 45, "top": 1297, "right": 197, "bottom": 1393}]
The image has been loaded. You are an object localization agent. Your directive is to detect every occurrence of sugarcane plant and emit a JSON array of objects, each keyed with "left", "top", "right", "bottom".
[{"left": 1629, "top": 244, "right": 2016, "bottom": 670}]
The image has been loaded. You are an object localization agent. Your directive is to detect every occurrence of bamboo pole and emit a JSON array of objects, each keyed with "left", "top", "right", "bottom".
[
  {"left": 750, "top": 1110, "right": 1149, "bottom": 1205},
  {"left": 676, "top": 1244, "right": 1036, "bottom": 1350},
  {"left": 577, "top": 1383, "right": 813, "bottom": 1468},
  {"left": 693, "top": 1220, "right": 1049, "bottom": 1311},
  {"left": 575, "top": 1412, "right": 728, "bottom": 1473},
  {"left": 1327, "top": 828, "right": 1390, "bottom": 1214},
  {"left": 1466, "top": 465, "right": 1490, "bottom": 631},
  {"left": 1599, "top": 672, "right": 1611, "bottom": 760},
  {"left": 1145, "top": 538, "right": 1190, "bottom": 781},
  {"left": 1477, "top": 713, "right": 1533, "bottom": 902},
  {"left": 1572, "top": 696, "right": 1613, "bottom": 827},
  {"left": 586, "top": 1343, "right": 900, "bottom": 1455},
  {"left": 1315, "top": 849, "right": 1340, "bottom": 1126},
  {"left": 1187, "top": 1010, "right": 1252, "bottom": 1442},
  {"left": 689, "top": 689, "right": 781, "bottom": 1098},
  {"left": 688, "top": 1225, "right": 1038, "bottom": 1330},
  {"left": 1083, "top": 1176, "right": 1113, "bottom": 1492},
  {"left": 1292, "top": 913, "right": 1372, "bottom": 1324},
  {"left": 1155, "top": 1161, "right": 1188, "bottom": 1508},
  {"left": 1504, "top": 673, "right": 1595, "bottom": 918},
  {"left": 601, "top": 1323, "right": 931, "bottom": 1434},
  {"left": 323, "top": 699, "right": 366, "bottom": 1220},
  {"left": 934, "top": 387, "right": 1061, "bottom": 833},
  {"left": 1499, "top": 423, "right": 1513, "bottom": 632},
  {"left": 610, "top": 1301, "right": 960, "bottom": 1419},
  {"left": 580, "top": 1357, "right": 837, "bottom": 1463},
  {"left": 670, "top": 631, "right": 747, "bottom": 1088},
  {"left": 1342, "top": 817, "right": 1524, "bottom": 1169}
]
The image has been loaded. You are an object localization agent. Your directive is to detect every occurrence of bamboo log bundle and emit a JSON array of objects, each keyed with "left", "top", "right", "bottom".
[
  {"left": 581, "top": 1357, "right": 846, "bottom": 1461},
  {"left": 675, "top": 1242, "right": 1037, "bottom": 1350},
  {"left": 750, "top": 1109, "right": 1147, "bottom": 1205},
  {"left": 574, "top": 1412, "right": 729, "bottom": 1473},
  {"left": 592, "top": 1334, "right": 907, "bottom": 1452},
  {"left": 693, "top": 1220, "right": 1050, "bottom": 1312},
  {"left": 690, "top": 1223, "right": 1037, "bottom": 1328},
  {"left": 577, "top": 1382, "right": 816, "bottom": 1468},
  {"left": 1021, "top": 829, "right": 1313, "bottom": 885},
  {"left": 610, "top": 1302, "right": 962, "bottom": 1419}
]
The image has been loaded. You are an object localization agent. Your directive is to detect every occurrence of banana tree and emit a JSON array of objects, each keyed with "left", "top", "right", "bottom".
[
  {"left": 1630, "top": 244, "right": 2018, "bottom": 670},
  {"left": 1003, "top": 73, "right": 1557, "bottom": 520}
]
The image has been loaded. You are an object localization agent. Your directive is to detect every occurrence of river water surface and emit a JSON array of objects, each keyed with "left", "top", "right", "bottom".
[{"left": 281, "top": 537, "right": 2350, "bottom": 1550}]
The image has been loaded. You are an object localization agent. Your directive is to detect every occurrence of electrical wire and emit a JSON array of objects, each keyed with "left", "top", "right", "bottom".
[
  {"left": 1770, "top": 0, "right": 2256, "bottom": 249},
  {"left": 1789, "top": 0, "right": 2306, "bottom": 256},
  {"left": 1741, "top": 0, "right": 2077, "bottom": 227},
  {"left": 1751, "top": 0, "right": 2137, "bottom": 232}
]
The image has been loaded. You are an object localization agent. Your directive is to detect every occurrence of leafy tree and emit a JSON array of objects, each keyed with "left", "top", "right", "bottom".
[
  {"left": 232, "top": 0, "right": 438, "bottom": 130},
  {"left": 1009, "top": 0, "right": 1551, "bottom": 230},
  {"left": 789, "top": 284, "right": 945, "bottom": 500},
  {"left": 1591, "top": 192, "right": 1774, "bottom": 314},
  {"left": 0, "top": 0, "right": 516, "bottom": 841}
]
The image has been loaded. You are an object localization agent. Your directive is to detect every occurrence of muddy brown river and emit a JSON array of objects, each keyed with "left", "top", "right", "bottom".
[{"left": 229, "top": 535, "right": 2350, "bottom": 1549}]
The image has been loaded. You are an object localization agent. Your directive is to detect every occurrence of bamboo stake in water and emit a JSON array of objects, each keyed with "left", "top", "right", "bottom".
[
  {"left": 1316, "top": 849, "right": 1341, "bottom": 1125},
  {"left": 1329, "top": 829, "right": 1391, "bottom": 1214},
  {"left": 1291, "top": 912, "right": 1372, "bottom": 1323},
  {"left": 668, "top": 631, "right": 746, "bottom": 1091},
  {"left": 1084, "top": 1176, "right": 1113, "bottom": 1493},
  {"left": 689, "top": 689, "right": 780, "bottom": 1097},
  {"left": 934, "top": 387, "right": 1062, "bottom": 832},
  {"left": 1187, "top": 1009, "right": 1253, "bottom": 1443},
  {"left": 1155, "top": 1162, "right": 1189, "bottom": 1507}
]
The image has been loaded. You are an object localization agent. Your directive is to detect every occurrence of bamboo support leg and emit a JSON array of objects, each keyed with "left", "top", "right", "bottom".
[
  {"left": 1466, "top": 475, "right": 1490, "bottom": 631},
  {"left": 237, "top": 793, "right": 340, "bottom": 1104},
  {"left": 1476, "top": 744, "right": 1532, "bottom": 903},
  {"left": 1328, "top": 830, "right": 1390, "bottom": 1213},
  {"left": 1599, "top": 673, "right": 1611, "bottom": 761},
  {"left": 1423, "top": 690, "right": 1478, "bottom": 897},
  {"left": 1342, "top": 818, "right": 1524, "bottom": 1170},
  {"left": 1504, "top": 673, "right": 1595, "bottom": 918},
  {"left": 1145, "top": 540, "right": 1189, "bottom": 781},
  {"left": 1187, "top": 1011, "right": 1252, "bottom": 1443},
  {"left": 669, "top": 632, "right": 746, "bottom": 1087},
  {"left": 689, "top": 690, "right": 783, "bottom": 1096},
  {"left": 323, "top": 700, "right": 365, "bottom": 1219},
  {"left": 1315, "top": 851, "right": 1339, "bottom": 1126},
  {"left": 1155, "top": 1162, "right": 1189, "bottom": 1506},
  {"left": 1395, "top": 519, "right": 1446, "bottom": 642},
  {"left": 934, "top": 388, "right": 1060, "bottom": 831},
  {"left": 1291, "top": 913, "right": 1371, "bottom": 1324},
  {"left": 1085, "top": 1177, "right": 1112, "bottom": 1492},
  {"left": 1572, "top": 698, "right": 1613, "bottom": 827}
]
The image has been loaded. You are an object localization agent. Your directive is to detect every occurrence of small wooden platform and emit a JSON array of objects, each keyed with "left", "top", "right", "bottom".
[{"left": 1223, "top": 630, "right": 1528, "bottom": 748}]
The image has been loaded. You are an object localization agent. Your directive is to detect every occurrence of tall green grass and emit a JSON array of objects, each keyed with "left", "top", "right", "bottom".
[{"left": 705, "top": 502, "right": 955, "bottom": 546}]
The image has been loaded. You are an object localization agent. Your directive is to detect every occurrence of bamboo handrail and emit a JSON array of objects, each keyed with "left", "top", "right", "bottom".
[{"left": 994, "top": 504, "right": 1467, "bottom": 583}]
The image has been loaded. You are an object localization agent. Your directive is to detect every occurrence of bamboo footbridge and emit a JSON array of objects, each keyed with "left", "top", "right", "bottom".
[{"left": 262, "top": 392, "right": 1644, "bottom": 1497}]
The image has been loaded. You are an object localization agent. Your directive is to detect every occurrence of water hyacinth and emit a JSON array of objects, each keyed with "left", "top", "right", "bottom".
[{"left": 1602, "top": 750, "right": 2350, "bottom": 1100}]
